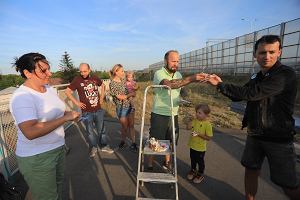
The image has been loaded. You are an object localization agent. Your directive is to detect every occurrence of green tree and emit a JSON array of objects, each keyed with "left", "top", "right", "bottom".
[
  {"left": 92, "top": 70, "right": 110, "bottom": 79},
  {"left": 0, "top": 74, "right": 24, "bottom": 90},
  {"left": 59, "top": 51, "right": 78, "bottom": 83}
]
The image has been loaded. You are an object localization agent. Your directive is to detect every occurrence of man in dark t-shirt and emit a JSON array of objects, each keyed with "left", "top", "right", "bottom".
[{"left": 65, "top": 63, "right": 113, "bottom": 157}]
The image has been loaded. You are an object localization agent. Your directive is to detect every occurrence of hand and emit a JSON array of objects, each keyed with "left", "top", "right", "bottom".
[
  {"left": 208, "top": 74, "right": 222, "bottom": 86},
  {"left": 64, "top": 111, "right": 81, "bottom": 121},
  {"left": 191, "top": 131, "right": 198, "bottom": 137},
  {"left": 193, "top": 73, "right": 208, "bottom": 82},
  {"left": 75, "top": 101, "right": 86, "bottom": 109},
  {"left": 118, "top": 94, "right": 127, "bottom": 100}
]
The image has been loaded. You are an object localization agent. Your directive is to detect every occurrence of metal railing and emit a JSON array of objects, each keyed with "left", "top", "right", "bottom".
[{"left": 0, "top": 101, "right": 18, "bottom": 178}]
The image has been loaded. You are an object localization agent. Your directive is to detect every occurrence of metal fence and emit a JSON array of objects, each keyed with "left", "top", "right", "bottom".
[
  {"left": 149, "top": 18, "right": 300, "bottom": 75},
  {"left": 0, "top": 101, "right": 18, "bottom": 178}
]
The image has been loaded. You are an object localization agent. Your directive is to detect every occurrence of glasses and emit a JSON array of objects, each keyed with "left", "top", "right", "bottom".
[
  {"left": 34, "top": 61, "right": 51, "bottom": 78},
  {"left": 37, "top": 65, "right": 50, "bottom": 74}
]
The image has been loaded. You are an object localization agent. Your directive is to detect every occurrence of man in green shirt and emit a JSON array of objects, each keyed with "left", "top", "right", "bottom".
[{"left": 148, "top": 50, "right": 208, "bottom": 171}]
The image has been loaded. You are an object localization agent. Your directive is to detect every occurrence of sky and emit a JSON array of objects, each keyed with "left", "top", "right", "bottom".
[{"left": 0, "top": 0, "right": 299, "bottom": 75}]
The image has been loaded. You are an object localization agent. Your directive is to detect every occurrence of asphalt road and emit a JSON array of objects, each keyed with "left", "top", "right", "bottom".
[{"left": 57, "top": 119, "right": 295, "bottom": 200}]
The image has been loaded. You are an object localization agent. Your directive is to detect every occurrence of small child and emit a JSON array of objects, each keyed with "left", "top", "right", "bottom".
[
  {"left": 125, "top": 71, "right": 139, "bottom": 152},
  {"left": 186, "top": 104, "right": 213, "bottom": 183},
  {"left": 125, "top": 71, "right": 139, "bottom": 111}
]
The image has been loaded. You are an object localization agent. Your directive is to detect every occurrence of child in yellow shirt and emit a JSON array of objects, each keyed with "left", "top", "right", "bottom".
[{"left": 186, "top": 104, "right": 213, "bottom": 183}]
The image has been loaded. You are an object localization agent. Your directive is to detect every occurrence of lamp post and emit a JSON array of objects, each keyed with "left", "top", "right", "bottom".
[{"left": 241, "top": 18, "right": 257, "bottom": 33}]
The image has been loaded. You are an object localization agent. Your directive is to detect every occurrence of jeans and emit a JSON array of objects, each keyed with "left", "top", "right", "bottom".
[{"left": 82, "top": 109, "right": 107, "bottom": 148}]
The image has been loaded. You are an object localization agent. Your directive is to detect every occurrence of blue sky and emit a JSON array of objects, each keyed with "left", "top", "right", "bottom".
[{"left": 0, "top": 0, "right": 299, "bottom": 74}]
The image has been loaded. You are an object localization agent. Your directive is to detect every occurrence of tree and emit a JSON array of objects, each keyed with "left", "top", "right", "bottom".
[
  {"left": 0, "top": 74, "right": 24, "bottom": 90},
  {"left": 59, "top": 51, "right": 78, "bottom": 83},
  {"left": 92, "top": 70, "right": 110, "bottom": 79}
]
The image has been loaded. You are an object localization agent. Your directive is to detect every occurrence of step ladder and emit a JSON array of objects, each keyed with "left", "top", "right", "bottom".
[{"left": 135, "top": 85, "right": 179, "bottom": 200}]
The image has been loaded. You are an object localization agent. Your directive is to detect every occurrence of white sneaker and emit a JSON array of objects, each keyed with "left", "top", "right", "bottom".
[
  {"left": 89, "top": 147, "right": 98, "bottom": 157},
  {"left": 101, "top": 145, "right": 114, "bottom": 154}
]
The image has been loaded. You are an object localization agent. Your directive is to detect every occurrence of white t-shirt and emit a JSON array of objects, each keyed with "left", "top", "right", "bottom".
[{"left": 9, "top": 85, "right": 66, "bottom": 157}]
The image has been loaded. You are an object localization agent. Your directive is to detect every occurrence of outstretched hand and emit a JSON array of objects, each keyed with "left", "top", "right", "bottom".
[
  {"left": 194, "top": 73, "right": 211, "bottom": 83},
  {"left": 207, "top": 74, "right": 222, "bottom": 86}
]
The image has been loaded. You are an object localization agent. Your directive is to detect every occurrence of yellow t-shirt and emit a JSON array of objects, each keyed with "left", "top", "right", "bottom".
[{"left": 188, "top": 119, "right": 213, "bottom": 152}]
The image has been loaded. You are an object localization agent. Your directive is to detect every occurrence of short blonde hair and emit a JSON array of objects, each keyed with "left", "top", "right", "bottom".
[{"left": 126, "top": 70, "right": 135, "bottom": 79}]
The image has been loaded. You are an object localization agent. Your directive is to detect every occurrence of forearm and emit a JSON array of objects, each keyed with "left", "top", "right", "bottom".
[
  {"left": 161, "top": 76, "right": 196, "bottom": 89},
  {"left": 19, "top": 116, "right": 68, "bottom": 140},
  {"left": 127, "top": 91, "right": 136, "bottom": 98},
  {"left": 65, "top": 89, "right": 79, "bottom": 105},
  {"left": 197, "top": 134, "right": 211, "bottom": 141},
  {"left": 100, "top": 85, "right": 105, "bottom": 103}
]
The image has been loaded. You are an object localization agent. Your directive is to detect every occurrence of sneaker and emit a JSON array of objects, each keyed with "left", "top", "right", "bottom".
[
  {"left": 193, "top": 174, "right": 204, "bottom": 184},
  {"left": 101, "top": 145, "right": 114, "bottom": 154},
  {"left": 89, "top": 147, "right": 98, "bottom": 157},
  {"left": 187, "top": 170, "right": 196, "bottom": 180},
  {"left": 162, "top": 161, "right": 173, "bottom": 173},
  {"left": 118, "top": 141, "right": 126, "bottom": 149},
  {"left": 129, "top": 143, "right": 138, "bottom": 152}
]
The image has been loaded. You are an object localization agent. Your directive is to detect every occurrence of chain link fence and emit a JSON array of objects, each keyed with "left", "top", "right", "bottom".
[{"left": 0, "top": 101, "right": 18, "bottom": 178}]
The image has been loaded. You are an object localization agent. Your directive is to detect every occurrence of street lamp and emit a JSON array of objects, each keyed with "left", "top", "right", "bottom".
[{"left": 241, "top": 18, "right": 257, "bottom": 33}]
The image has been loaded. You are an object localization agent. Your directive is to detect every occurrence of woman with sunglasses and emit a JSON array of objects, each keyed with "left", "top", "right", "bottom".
[{"left": 9, "top": 52, "right": 80, "bottom": 200}]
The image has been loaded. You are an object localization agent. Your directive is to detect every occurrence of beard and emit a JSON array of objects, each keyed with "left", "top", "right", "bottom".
[{"left": 165, "top": 65, "right": 177, "bottom": 73}]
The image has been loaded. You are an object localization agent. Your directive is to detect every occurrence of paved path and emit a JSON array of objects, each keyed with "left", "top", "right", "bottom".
[{"left": 59, "top": 118, "right": 296, "bottom": 200}]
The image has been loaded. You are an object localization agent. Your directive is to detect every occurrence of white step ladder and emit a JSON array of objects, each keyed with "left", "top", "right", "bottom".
[{"left": 135, "top": 85, "right": 179, "bottom": 200}]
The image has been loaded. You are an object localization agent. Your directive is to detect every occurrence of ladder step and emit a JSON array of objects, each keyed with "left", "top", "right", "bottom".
[
  {"left": 137, "top": 172, "right": 177, "bottom": 183},
  {"left": 137, "top": 198, "right": 174, "bottom": 200},
  {"left": 143, "top": 140, "right": 172, "bottom": 155}
]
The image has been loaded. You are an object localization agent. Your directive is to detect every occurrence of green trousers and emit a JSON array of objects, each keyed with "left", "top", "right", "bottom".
[{"left": 17, "top": 146, "right": 65, "bottom": 200}]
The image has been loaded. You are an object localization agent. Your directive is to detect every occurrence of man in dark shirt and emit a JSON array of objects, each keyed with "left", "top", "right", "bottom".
[
  {"left": 208, "top": 35, "right": 299, "bottom": 200},
  {"left": 65, "top": 63, "right": 113, "bottom": 157}
]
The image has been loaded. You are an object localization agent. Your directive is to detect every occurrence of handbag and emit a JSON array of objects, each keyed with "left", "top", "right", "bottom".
[{"left": 0, "top": 173, "right": 22, "bottom": 200}]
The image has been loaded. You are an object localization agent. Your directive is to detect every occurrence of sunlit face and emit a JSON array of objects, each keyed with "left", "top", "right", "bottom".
[
  {"left": 254, "top": 41, "right": 281, "bottom": 71},
  {"left": 34, "top": 61, "right": 52, "bottom": 84},
  {"left": 126, "top": 73, "right": 133, "bottom": 81},
  {"left": 195, "top": 109, "right": 208, "bottom": 121},
  {"left": 165, "top": 52, "right": 179, "bottom": 73},
  {"left": 115, "top": 67, "right": 125, "bottom": 79},
  {"left": 79, "top": 64, "right": 91, "bottom": 79}
]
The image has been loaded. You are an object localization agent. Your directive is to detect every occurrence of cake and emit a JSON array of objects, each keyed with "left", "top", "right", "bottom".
[{"left": 148, "top": 137, "right": 168, "bottom": 152}]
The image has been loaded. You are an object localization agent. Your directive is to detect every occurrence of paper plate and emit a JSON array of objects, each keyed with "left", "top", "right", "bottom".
[{"left": 158, "top": 142, "right": 169, "bottom": 152}]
